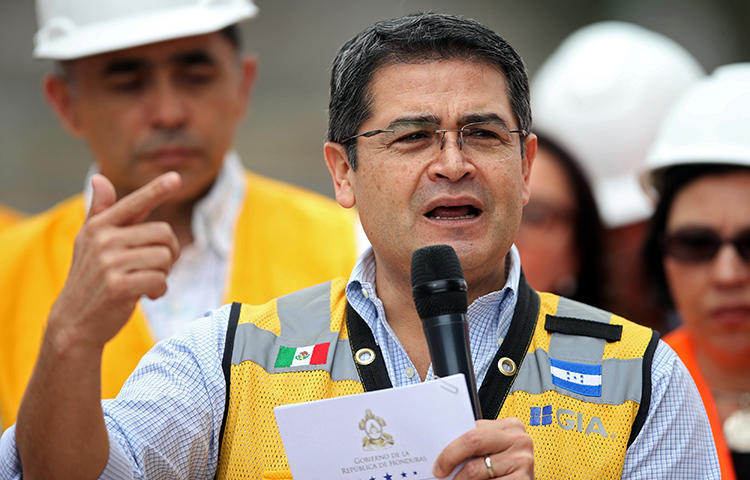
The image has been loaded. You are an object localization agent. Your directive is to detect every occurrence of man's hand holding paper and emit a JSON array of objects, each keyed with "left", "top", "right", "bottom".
[{"left": 275, "top": 374, "right": 477, "bottom": 480}]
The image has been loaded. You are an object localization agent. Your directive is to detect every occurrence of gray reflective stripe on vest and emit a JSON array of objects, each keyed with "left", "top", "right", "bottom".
[
  {"left": 512, "top": 349, "right": 643, "bottom": 405},
  {"left": 510, "top": 296, "right": 642, "bottom": 405},
  {"left": 549, "top": 296, "right": 613, "bottom": 363},
  {"left": 231, "top": 281, "right": 361, "bottom": 382}
]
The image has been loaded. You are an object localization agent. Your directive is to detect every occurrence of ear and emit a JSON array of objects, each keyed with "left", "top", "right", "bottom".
[
  {"left": 520, "top": 132, "right": 537, "bottom": 205},
  {"left": 44, "top": 73, "right": 83, "bottom": 137},
  {"left": 235, "top": 55, "right": 257, "bottom": 118},
  {"left": 324, "top": 141, "right": 356, "bottom": 208}
]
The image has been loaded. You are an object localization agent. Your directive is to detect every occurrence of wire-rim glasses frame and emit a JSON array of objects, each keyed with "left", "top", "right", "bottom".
[{"left": 340, "top": 120, "right": 527, "bottom": 158}]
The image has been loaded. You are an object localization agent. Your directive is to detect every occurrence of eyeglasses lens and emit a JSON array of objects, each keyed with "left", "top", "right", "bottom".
[
  {"left": 663, "top": 227, "right": 750, "bottom": 262},
  {"left": 521, "top": 202, "right": 574, "bottom": 230},
  {"left": 737, "top": 230, "right": 750, "bottom": 260},
  {"left": 385, "top": 121, "right": 517, "bottom": 160}
]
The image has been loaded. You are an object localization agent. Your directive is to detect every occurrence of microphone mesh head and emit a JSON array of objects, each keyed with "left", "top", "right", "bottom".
[{"left": 411, "top": 245, "right": 468, "bottom": 318}]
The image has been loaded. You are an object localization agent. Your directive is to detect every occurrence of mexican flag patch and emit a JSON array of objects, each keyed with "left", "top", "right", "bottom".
[{"left": 275, "top": 342, "right": 330, "bottom": 368}]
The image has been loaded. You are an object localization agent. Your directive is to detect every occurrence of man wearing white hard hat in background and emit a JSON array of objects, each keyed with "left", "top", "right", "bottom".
[
  {"left": 522, "top": 21, "right": 704, "bottom": 333},
  {"left": 641, "top": 64, "right": 750, "bottom": 480},
  {"left": 0, "top": 0, "right": 360, "bottom": 428}
]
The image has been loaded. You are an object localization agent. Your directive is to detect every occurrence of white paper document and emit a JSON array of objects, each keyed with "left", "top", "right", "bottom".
[{"left": 274, "top": 373, "right": 476, "bottom": 480}]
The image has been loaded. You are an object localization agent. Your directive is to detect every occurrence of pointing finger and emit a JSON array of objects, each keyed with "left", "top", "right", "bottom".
[{"left": 96, "top": 172, "right": 182, "bottom": 226}]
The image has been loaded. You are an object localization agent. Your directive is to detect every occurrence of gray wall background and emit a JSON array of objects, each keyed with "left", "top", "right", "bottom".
[{"left": 2, "top": 0, "right": 749, "bottom": 214}]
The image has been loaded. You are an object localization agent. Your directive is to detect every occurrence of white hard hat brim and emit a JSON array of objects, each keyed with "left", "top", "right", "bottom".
[
  {"left": 34, "top": 2, "right": 257, "bottom": 60},
  {"left": 594, "top": 175, "right": 653, "bottom": 228},
  {"left": 643, "top": 147, "right": 750, "bottom": 200},
  {"left": 642, "top": 63, "right": 750, "bottom": 198}
]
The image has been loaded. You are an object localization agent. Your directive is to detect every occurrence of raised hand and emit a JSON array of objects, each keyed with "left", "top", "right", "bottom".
[
  {"left": 48, "top": 171, "right": 182, "bottom": 351},
  {"left": 16, "top": 171, "right": 182, "bottom": 480}
]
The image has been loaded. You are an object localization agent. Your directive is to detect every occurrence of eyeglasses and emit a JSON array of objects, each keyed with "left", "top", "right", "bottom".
[
  {"left": 521, "top": 201, "right": 575, "bottom": 231},
  {"left": 341, "top": 120, "right": 527, "bottom": 161},
  {"left": 662, "top": 227, "right": 750, "bottom": 263}
]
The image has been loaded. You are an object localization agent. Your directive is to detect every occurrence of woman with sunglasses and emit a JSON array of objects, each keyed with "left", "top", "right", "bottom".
[{"left": 642, "top": 64, "right": 750, "bottom": 480}]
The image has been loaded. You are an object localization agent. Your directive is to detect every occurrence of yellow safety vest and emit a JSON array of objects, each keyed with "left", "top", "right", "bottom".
[
  {"left": 0, "top": 172, "right": 358, "bottom": 427},
  {"left": 217, "top": 277, "right": 657, "bottom": 480}
]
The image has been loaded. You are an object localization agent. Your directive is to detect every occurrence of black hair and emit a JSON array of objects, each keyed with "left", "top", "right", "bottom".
[
  {"left": 327, "top": 12, "right": 530, "bottom": 170},
  {"left": 536, "top": 135, "right": 606, "bottom": 306},
  {"left": 218, "top": 24, "right": 241, "bottom": 51}
]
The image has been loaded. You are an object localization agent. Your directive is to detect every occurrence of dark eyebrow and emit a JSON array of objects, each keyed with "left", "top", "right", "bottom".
[
  {"left": 170, "top": 50, "right": 217, "bottom": 67},
  {"left": 101, "top": 50, "right": 216, "bottom": 76},
  {"left": 103, "top": 59, "right": 147, "bottom": 76},
  {"left": 385, "top": 113, "right": 512, "bottom": 130},
  {"left": 386, "top": 114, "right": 440, "bottom": 129},
  {"left": 459, "top": 113, "right": 510, "bottom": 127}
]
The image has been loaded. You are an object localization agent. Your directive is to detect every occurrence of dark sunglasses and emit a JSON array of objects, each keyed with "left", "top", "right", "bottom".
[{"left": 662, "top": 227, "right": 750, "bottom": 263}]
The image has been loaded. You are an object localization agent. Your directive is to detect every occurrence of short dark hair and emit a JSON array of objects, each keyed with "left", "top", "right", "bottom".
[
  {"left": 218, "top": 24, "right": 242, "bottom": 51},
  {"left": 642, "top": 164, "right": 750, "bottom": 308},
  {"left": 327, "top": 12, "right": 531, "bottom": 170}
]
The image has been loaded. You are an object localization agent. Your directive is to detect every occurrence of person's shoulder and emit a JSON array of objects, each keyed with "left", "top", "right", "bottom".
[
  {"left": 241, "top": 170, "right": 356, "bottom": 230},
  {"left": 178, "top": 303, "right": 234, "bottom": 342},
  {"left": 650, "top": 337, "right": 685, "bottom": 375},
  {"left": 0, "top": 194, "right": 85, "bottom": 246},
  {"left": 0, "top": 194, "right": 85, "bottom": 265},
  {"left": 244, "top": 171, "right": 347, "bottom": 213},
  {"left": 541, "top": 293, "right": 654, "bottom": 334},
  {"left": 538, "top": 292, "right": 656, "bottom": 356}
]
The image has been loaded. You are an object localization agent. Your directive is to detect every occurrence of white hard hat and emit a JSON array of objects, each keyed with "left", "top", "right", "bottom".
[
  {"left": 532, "top": 21, "right": 704, "bottom": 228},
  {"left": 643, "top": 63, "right": 750, "bottom": 197},
  {"left": 34, "top": 0, "right": 258, "bottom": 60}
]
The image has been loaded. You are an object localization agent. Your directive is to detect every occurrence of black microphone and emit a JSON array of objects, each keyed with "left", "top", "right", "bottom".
[{"left": 411, "top": 244, "right": 482, "bottom": 419}]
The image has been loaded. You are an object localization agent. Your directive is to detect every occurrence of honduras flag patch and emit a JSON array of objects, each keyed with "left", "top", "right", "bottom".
[{"left": 550, "top": 358, "right": 602, "bottom": 397}]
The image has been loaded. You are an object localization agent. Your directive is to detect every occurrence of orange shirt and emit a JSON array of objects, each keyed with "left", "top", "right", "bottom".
[{"left": 664, "top": 328, "right": 736, "bottom": 480}]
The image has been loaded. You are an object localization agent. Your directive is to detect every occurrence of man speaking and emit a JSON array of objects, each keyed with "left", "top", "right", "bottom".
[{"left": 1, "top": 12, "right": 718, "bottom": 480}]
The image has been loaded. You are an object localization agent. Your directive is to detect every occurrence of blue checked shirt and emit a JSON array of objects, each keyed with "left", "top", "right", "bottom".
[{"left": 0, "top": 246, "right": 719, "bottom": 479}]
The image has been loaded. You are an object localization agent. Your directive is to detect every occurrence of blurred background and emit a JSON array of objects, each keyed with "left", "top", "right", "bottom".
[{"left": 1, "top": 0, "right": 749, "bottom": 214}]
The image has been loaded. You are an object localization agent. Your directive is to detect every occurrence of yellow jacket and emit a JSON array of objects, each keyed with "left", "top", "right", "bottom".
[
  {"left": 0, "top": 172, "right": 358, "bottom": 426},
  {"left": 0, "top": 204, "right": 22, "bottom": 230},
  {"left": 217, "top": 278, "right": 656, "bottom": 480}
]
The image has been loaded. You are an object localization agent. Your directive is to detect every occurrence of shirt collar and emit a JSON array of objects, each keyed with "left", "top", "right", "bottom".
[
  {"left": 190, "top": 151, "right": 245, "bottom": 256},
  {"left": 469, "top": 244, "right": 521, "bottom": 315},
  {"left": 82, "top": 151, "right": 246, "bottom": 258},
  {"left": 346, "top": 244, "right": 521, "bottom": 321}
]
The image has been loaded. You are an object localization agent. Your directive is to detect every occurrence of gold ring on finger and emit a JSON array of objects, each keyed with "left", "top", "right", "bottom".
[{"left": 484, "top": 455, "right": 495, "bottom": 478}]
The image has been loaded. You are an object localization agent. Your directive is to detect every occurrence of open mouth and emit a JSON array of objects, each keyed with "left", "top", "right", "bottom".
[{"left": 425, "top": 205, "right": 481, "bottom": 220}]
